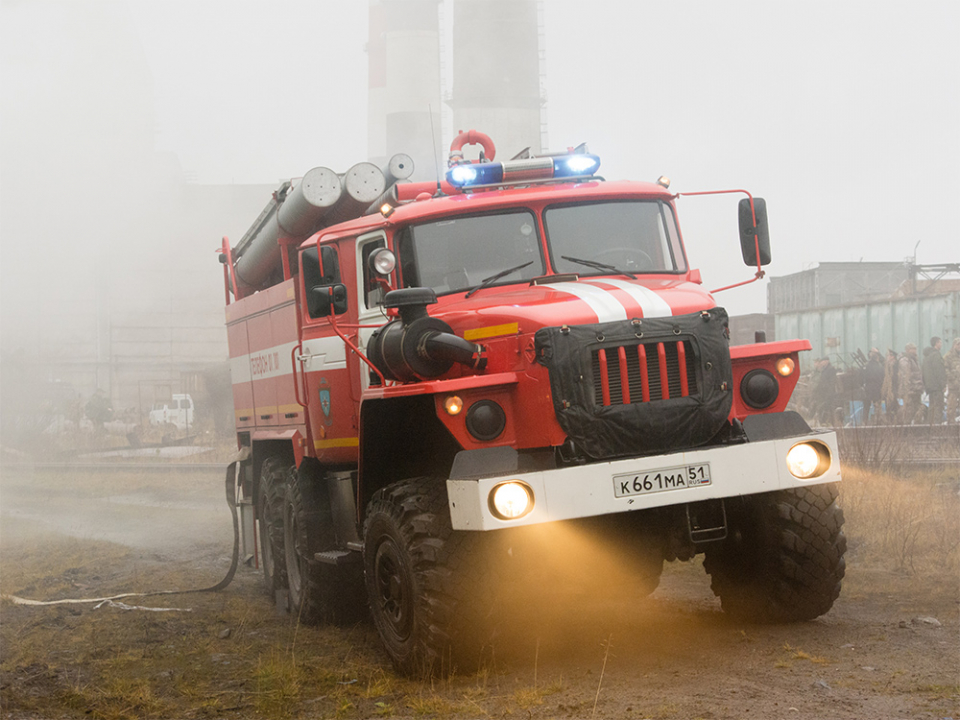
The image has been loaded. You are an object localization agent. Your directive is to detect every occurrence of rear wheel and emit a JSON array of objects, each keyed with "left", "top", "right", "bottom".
[
  {"left": 282, "top": 468, "right": 329, "bottom": 624},
  {"left": 256, "top": 458, "right": 287, "bottom": 595},
  {"left": 282, "top": 467, "right": 365, "bottom": 625},
  {"left": 364, "top": 477, "right": 494, "bottom": 676},
  {"left": 703, "top": 484, "right": 846, "bottom": 622}
]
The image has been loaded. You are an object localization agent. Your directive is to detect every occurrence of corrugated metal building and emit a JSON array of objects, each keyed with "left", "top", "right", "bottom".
[
  {"left": 777, "top": 291, "right": 959, "bottom": 372},
  {"left": 766, "top": 261, "right": 911, "bottom": 314}
]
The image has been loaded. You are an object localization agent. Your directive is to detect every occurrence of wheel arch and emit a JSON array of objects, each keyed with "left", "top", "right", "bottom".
[
  {"left": 250, "top": 439, "right": 296, "bottom": 498},
  {"left": 359, "top": 395, "right": 461, "bottom": 520}
]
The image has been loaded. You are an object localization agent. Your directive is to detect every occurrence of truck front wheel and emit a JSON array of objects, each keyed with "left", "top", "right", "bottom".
[
  {"left": 703, "top": 484, "right": 846, "bottom": 622},
  {"left": 363, "top": 477, "right": 493, "bottom": 676}
]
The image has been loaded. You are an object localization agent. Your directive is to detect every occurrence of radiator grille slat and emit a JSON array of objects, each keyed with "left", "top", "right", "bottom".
[{"left": 592, "top": 340, "right": 698, "bottom": 406}]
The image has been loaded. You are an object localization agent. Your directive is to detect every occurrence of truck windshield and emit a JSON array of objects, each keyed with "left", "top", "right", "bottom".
[
  {"left": 545, "top": 201, "right": 686, "bottom": 275},
  {"left": 398, "top": 210, "right": 544, "bottom": 295}
]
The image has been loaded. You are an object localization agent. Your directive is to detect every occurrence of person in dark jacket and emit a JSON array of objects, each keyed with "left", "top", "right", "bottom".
[
  {"left": 863, "top": 348, "right": 884, "bottom": 424},
  {"left": 922, "top": 336, "right": 946, "bottom": 424}
]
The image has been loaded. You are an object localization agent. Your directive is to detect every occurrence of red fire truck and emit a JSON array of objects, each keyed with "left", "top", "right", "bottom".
[{"left": 219, "top": 132, "right": 845, "bottom": 675}]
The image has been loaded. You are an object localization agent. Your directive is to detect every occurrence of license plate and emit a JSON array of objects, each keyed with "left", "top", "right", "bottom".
[{"left": 613, "top": 463, "right": 712, "bottom": 498}]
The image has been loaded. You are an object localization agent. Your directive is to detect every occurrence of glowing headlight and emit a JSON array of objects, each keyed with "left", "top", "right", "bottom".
[
  {"left": 489, "top": 481, "right": 534, "bottom": 520},
  {"left": 443, "top": 395, "right": 463, "bottom": 415},
  {"left": 776, "top": 357, "right": 795, "bottom": 376},
  {"left": 786, "top": 442, "right": 830, "bottom": 479}
]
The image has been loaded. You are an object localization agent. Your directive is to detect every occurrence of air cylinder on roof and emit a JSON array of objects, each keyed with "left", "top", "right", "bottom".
[
  {"left": 320, "top": 162, "right": 387, "bottom": 227},
  {"left": 366, "top": 153, "right": 416, "bottom": 215},
  {"left": 233, "top": 166, "right": 342, "bottom": 293}
]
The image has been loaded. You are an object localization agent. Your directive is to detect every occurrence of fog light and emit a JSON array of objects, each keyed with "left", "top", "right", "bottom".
[
  {"left": 740, "top": 368, "right": 779, "bottom": 409},
  {"left": 489, "top": 481, "right": 534, "bottom": 520},
  {"left": 444, "top": 395, "right": 463, "bottom": 415},
  {"left": 466, "top": 400, "right": 506, "bottom": 441},
  {"left": 776, "top": 357, "right": 795, "bottom": 376},
  {"left": 786, "top": 442, "right": 830, "bottom": 479}
]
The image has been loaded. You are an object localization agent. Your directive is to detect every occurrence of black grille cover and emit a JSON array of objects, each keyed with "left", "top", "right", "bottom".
[{"left": 534, "top": 308, "right": 733, "bottom": 459}]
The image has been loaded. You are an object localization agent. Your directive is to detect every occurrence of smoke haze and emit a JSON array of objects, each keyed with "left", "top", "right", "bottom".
[{"left": 1, "top": 0, "right": 958, "bottom": 411}]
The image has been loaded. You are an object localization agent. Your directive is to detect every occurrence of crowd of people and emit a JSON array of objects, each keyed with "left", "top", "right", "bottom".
[{"left": 810, "top": 336, "right": 960, "bottom": 426}]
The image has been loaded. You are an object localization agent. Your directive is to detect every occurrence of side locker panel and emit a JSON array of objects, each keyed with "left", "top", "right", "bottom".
[
  {"left": 272, "top": 299, "right": 304, "bottom": 426},
  {"left": 228, "top": 318, "right": 255, "bottom": 430},
  {"left": 248, "top": 312, "right": 280, "bottom": 427}
]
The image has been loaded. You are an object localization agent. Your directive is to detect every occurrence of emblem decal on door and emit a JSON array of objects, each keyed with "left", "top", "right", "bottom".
[{"left": 318, "top": 377, "right": 332, "bottom": 424}]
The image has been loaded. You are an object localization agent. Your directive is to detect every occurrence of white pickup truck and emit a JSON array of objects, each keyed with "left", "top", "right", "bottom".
[{"left": 148, "top": 394, "right": 194, "bottom": 431}]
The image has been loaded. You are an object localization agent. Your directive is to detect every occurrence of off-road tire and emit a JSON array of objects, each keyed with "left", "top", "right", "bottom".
[
  {"left": 282, "top": 467, "right": 365, "bottom": 625},
  {"left": 257, "top": 458, "right": 287, "bottom": 595},
  {"left": 363, "top": 477, "right": 495, "bottom": 677},
  {"left": 703, "top": 484, "right": 846, "bottom": 622},
  {"left": 282, "top": 468, "right": 331, "bottom": 624}
]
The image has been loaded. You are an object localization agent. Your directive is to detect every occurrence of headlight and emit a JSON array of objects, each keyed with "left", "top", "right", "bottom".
[
  {"left": 775, "top": 357, "right": 795, "bottom": 376},
  {"left": 466, "top": 400, "right": 506, "bottom": 441},
  {"left": 443, "top": 395, "right": 463, "bottom": 415},
  {"left": 786, "top": 442, "right": 831, "bottom": 479},
  {"left": 740, "top": 368, "right": 779, "bottom": 409},
  {"left": 370, "top": 248, "right": 397, "bottom": 275},
  {"left": 489, "top": 481, "right": 534, "bottom": 520}
]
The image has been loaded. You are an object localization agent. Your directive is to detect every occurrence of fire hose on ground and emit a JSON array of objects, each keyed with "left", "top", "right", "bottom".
[{"left": 1, "top": 463, "right": 241, "bottom": 612}]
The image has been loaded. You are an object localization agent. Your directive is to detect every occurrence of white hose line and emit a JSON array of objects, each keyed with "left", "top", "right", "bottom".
[{"left": 1, "top": 462, "right": 240, "bottom": 610}]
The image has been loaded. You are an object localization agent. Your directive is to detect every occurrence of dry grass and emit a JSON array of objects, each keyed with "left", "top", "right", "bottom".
[{"left": 840, "top": 466, "right": 960, "bottom": 576}]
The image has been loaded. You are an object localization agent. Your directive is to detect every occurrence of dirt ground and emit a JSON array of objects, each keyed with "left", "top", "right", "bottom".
[{"left": 1, "top": 463, "right": 957, "bottom": 720}]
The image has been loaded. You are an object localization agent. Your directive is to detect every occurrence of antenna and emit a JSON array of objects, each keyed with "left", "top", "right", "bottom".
[{"left": 429, "top": 104, "right": 444, "bottom": 196}]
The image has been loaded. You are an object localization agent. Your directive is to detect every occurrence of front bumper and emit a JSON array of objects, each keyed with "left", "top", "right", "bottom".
[{"left": 446, "top": 430, "right": 841, "bottom": 531}]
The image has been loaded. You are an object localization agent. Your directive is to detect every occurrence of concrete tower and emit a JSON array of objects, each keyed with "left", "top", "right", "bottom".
[
  {"left": 448, "top": 0, "right": 544, "bottom": 159},
  {"left": 367, "top": 0, "right": 443, "bottom": 181},
  {"left": 367, "top": 0, "right": 545, "bottom": 171}
]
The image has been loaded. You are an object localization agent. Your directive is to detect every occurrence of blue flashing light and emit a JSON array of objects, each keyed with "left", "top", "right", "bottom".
[
  {"left": 446, "top": 152, "right": 600, "bottom": 188},
  {"left": 446, "top": 162, "right": 504, "bottom": 187},
  {"left": 553, "top": 153, "right": 601, "bottom": 178}
]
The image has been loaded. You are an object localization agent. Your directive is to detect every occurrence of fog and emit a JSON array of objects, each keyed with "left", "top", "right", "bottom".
[{"left": 1, "top": 0, "right": 958, "bottom": 417}]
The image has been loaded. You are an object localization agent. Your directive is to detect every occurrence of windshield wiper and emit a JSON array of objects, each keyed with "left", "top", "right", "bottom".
[
  {"left": 561, "top": 255, "right": 636, "bottom": 279},
  {"left": 465, "top": 261, "right": 534, "bottom": 298}
]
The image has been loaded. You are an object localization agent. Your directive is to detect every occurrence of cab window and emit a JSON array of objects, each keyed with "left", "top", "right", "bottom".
[
  {"left": 302, "top": 244, "right": 345, "bottom": 319},
  {"left": 545, "top": 201, "right": 687, "bottom": 275},
  {"left": 397, "top": 210, "right": 543, "bottom": 295}
]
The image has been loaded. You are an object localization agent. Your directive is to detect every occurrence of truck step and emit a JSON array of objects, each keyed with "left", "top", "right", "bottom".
[
  {"left": 314, "top": 549, "right": 362, "bottom": 566},
  {"left": 686, "top": 499, "right": 727, "bottom": 543}
]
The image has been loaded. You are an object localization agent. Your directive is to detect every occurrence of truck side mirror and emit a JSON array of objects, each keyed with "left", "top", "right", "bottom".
[
  {"left": 310, "top": 283, "right": 349, "bottom": 317},
  {"left": 738, "top": 197, "right": 771, "bottom": 267}
]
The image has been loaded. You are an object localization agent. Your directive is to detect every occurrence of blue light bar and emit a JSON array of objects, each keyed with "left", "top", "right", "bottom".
[
  {"left": 447, "top": 162, "right": 504, "bottom": 187},
  {"left": 446, "top": 152, "right": 601, "bottom": 188},
  {"left": 553, "top": 153, "right": 601, "bottom": 178}
]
